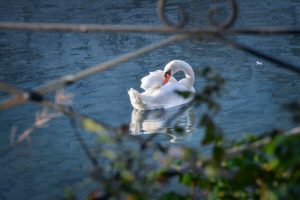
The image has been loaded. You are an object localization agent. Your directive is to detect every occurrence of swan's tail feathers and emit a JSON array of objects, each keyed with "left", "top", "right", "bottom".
[{"left": 128, "top": 88, "right": 146, "bottom": 110}]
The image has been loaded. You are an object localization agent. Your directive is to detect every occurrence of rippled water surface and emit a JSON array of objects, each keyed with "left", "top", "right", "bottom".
[{"left": 0, "top": 0, "right": 300, "bottom": 199}]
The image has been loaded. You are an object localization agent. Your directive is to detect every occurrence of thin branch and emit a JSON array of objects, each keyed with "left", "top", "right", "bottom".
[
  {"left": 0, "top": 82, "right": 116, "bottom": 132},
  {"left": 225, "top": 127, "right": 300, "bottom": 157},
  {"left": 0, "top": 82, "right": 117, "bottom": 157},
  {"left": 0, "top": 109, "right": 59, "bottom": 157},
  {"left": 70, "top": 119, "right": 100, "bottom": 169},
  {"left": 0, "top": 34, "right": 188, "bottom": 110}
]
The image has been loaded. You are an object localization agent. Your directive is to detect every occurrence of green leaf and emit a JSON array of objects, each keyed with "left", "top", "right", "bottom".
[
  {"left": 260, "top": 187, "right": 278, "bottom": 200},
  {"left": 81, "top": 117, "right": 105, "bottom": 133},
  {"left": 263, "top": 142, "right": 276, "bottom": 155},
  {"left": 213, "top": 145, "right": 224, "bottom": 163},
  {"left": 202, "top": 125, "right": 215, "bottom": 145},
  {"left": 262, "top": 158, "right": 279, "bottom": 171},
  {"left": 180, "top": 174, "right": 192, "bottom": 185},
  {"left": 202, "top": 67, "right": 212, "bottom": 77},
  {"left": 208, "top": 186, "right": 218, "bottom": 200},
  {"left": 175, "top": 91, "right": 191, "bottom": 99},
  {"left": 121, "top": 170, "right": 135, "bottom": 182},
  {"left": 63, "top": 187, "right": 76, "bottom": 200},
  {"left": 161, "top": 192, "right": 186, "bottom": 200},
  {"left": 180, "top": 172, "right": 194, "bottom": 185},
  {"left": 102, "top": 150, "right": 117, "bottom": 161},
  {"left": 201, "top": 114, "right": 216, "bottom": 145},
  {"left": 174, "top": 125, "right": 184, "bottom": 133},
  {"left": 205, "top": 164, "right": 217, "bottom": 179}
]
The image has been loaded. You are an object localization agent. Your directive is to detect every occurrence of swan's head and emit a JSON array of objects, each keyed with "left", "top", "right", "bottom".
[
  {"left": 163, "top": 69, "right": 171, "bottom": 85},
  {"left": 163, "top": 60, "right": 194, "bottom": 86}
]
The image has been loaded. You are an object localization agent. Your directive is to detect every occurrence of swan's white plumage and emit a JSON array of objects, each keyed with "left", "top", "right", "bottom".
[
  {"left": 140, "top": 70, "right": 163, "bottom": 90},
  {"left": 140, "top": 70, "right": 177, "bottom": 90},
  {"left": 128, "top": 60, "right": 195, "bottom": 110}
]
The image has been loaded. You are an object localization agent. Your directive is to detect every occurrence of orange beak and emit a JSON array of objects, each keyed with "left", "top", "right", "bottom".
[{"left": 163, "top": 74, "right": 171, "bottom": 85}]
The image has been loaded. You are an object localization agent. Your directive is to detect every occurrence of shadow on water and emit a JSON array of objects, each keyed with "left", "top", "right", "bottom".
[{"left": 130, "top": 103, "right": 198, "bottom": 143}]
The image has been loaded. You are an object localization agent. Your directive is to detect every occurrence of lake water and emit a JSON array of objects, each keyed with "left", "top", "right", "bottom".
[{"left": 0, "top": 0, "right": 300, "bottom": 199}]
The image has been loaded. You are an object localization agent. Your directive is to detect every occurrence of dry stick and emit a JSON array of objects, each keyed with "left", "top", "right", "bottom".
[
  {"left": 1, "top": 22, "right": 300, "bottom": 35},
  {"left": 0, "top": 34, "right": 189, "bottom": 110}
]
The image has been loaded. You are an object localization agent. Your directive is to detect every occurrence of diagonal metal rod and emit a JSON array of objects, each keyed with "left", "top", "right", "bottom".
[
  {"left": 1, "top": 22, "right": 300, "bottom": 35},
  {"left": 215, "top": 35, "right": 300, "bottom": 74},
  {"left": 0, "top": 34, "right": 188, "bottom": 110}
]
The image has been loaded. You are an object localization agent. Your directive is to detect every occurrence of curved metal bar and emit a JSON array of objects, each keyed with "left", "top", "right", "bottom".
[
  {"left": 0, "top": 34, "right": 189, "bottom": 110},
  {"left": 215, "top": 35, "right": 300, "bottom": 74},
  {"left": 157, "top": 0, "right": 188, "bottom": 28},
  {"left": 2, "top": 22, "right": 300, "bottom": 36},
  {"left": 208, "top": 0, "right": 238, "bottom": 29}
]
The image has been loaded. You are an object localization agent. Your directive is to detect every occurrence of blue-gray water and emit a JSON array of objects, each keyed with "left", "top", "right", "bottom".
[{"left": 0, "top": 0, "right": 300, "bottom": 199}]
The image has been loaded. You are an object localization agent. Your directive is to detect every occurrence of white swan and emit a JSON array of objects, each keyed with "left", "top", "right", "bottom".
[{"left": 128, "top": 60, "right": 195, "bottom": 110}]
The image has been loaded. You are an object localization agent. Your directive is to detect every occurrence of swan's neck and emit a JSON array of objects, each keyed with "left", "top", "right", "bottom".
[
  {"left": 164, "top": 60, "right": 195, "bottom": 89},
  {"left": 175, "top": 62, "right": 194, "bottom": 89}
]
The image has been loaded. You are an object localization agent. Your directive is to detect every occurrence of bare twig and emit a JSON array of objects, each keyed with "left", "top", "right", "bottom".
[
  {"left": 0, "top": 108, "right": 60, "bottom": 157},
  {"left": 16, "top": 108, "right": 59, "bottom": 143},
  {"left": 70, "top": 119, "right": 100, "bottom": 169},
  {"left": 55, "top": 89, "right": 74, "bottom": 105},
  {"left": 0, "top": 82, "right": 115, "bottom": 131},
  {"left": 0, "top": 82, "right": 116, "bottom": 157}
]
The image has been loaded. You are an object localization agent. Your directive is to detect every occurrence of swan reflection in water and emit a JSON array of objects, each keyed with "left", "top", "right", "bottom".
[{"left": 130, "top": 103, "right": 196, "bottom": 143}]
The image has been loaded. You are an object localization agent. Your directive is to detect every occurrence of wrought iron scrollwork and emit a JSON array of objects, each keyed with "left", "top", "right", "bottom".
[
  {"left": 208, "top": 0, "right": 238, "bottom": 29},
  {"left": 157, "top": 0, "right": 238, "bottom": 29},
  {"left": 157, "top": 0, "right": 189, "bottom": 28}
]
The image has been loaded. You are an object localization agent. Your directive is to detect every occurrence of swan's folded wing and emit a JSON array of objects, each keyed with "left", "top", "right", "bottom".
[{"left": 140, "top": 70, "right": 164, "bottom": 90}]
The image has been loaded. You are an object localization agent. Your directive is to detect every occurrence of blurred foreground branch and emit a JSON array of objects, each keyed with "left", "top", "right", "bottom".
[{"left": 0, "top": 82, "right": 116, "bottom": 157}]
